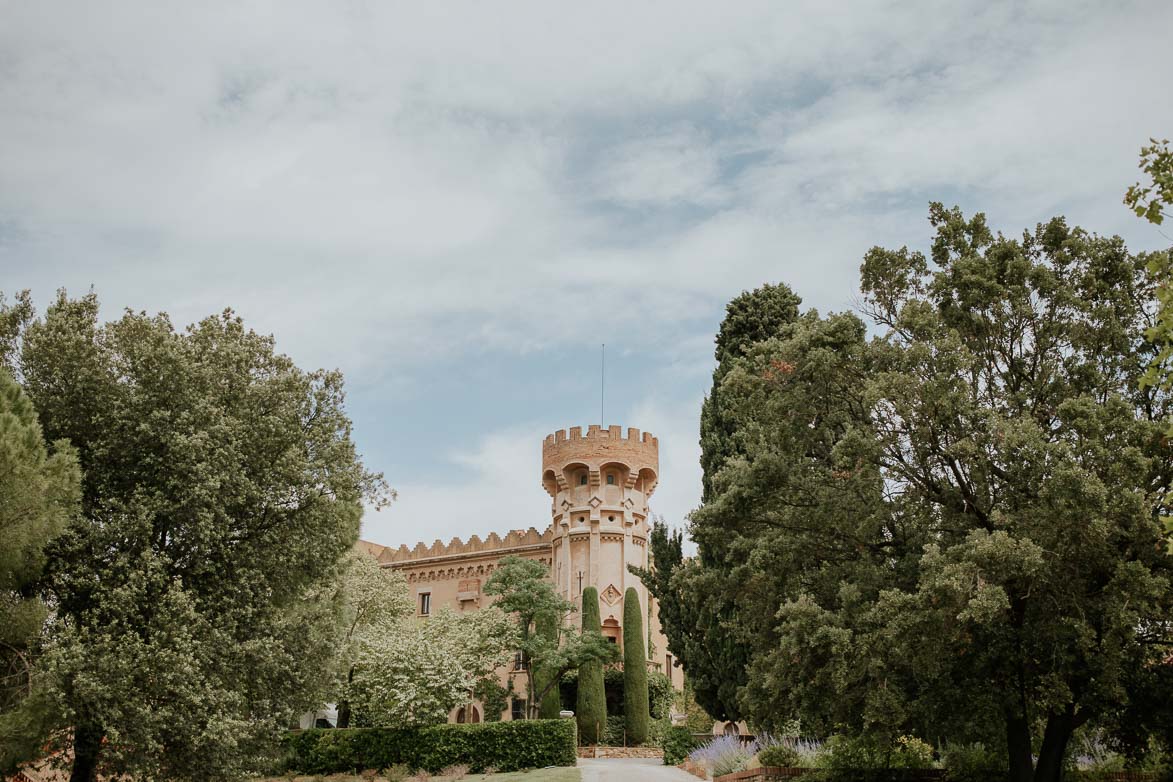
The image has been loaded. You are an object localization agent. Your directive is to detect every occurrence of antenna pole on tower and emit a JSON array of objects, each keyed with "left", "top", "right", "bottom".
[{"left": 600, "top": 343, "right": 605, "bottom": 426}]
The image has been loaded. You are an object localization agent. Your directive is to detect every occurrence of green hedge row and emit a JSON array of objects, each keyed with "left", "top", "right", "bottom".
[{"left": 282, "top": 720, "right": 577, "bottom": 774}]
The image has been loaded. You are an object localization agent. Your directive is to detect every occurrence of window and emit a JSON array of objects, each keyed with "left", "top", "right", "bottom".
[
  {"left": 607, "top": 636, "right": 617, "bottom": 644},
  {"left": 666, "top": 654, "right": 673, "bottom": 671},
  {"left": 513, "top": 650, "right": 526, "bottom": 671},
  {"left": 579, "top": 473, "right": 588, "bottom": 486},
  {"left": 606, "top": 474, "right": 615, "bottom": 485},
  {"left": 511, "top": 698, "right": 525, "bottom": 721},
  {"left": 418, "top": 592, "right": 431, "bottom": 616}
]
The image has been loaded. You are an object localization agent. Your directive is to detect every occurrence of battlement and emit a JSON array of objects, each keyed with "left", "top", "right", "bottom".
[
  {"left": 377, "top": 525, "right": 553, "bottom": 565},
  {"left": 543, "top": 424, "right": 657, "bottom": 448},
  {"left": 541, "top": 423, "right": 659, "bottom": 498}
]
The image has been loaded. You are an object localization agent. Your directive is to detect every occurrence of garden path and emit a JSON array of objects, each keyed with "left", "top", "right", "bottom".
[{"left": 578, "top": 757, "right": 696, "bottom": 782}]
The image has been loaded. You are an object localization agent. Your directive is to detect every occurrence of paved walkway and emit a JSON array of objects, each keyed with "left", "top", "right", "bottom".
[{"left": 578, "top": 757, "right": 697, "bottom": 781}]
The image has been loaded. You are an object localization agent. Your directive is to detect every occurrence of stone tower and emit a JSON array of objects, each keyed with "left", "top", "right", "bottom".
[{"left": 541, "top": 424, "right": 659, "bottom": 642}]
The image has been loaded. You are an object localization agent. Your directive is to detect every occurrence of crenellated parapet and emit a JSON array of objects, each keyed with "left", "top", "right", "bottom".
[
  {"left": 541, "top": 424, "right": 658, "bottom": 498},
  {"left": 377, "top": 526, "right": 553, "bottom": 565}
]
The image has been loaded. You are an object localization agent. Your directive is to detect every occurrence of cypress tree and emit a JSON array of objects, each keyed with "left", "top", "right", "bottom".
[
  {"left": 575, "top": 587, "right": 607, "bottom": 743},
  {"left": 622, "top": 587, "right": 649, "bottom": 744},
  {"left": 535, "top": 611, "right": 563, "bottom": 719}
]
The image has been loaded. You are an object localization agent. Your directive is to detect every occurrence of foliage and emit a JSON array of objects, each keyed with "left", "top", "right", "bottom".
[
  {"left": 1, "top": 290, "right": 388, "bottom": 781},
  {"left": 282, "top": 720, "right": 577, "bottom": 774},
  {"left": 662, "top": 726, "right": 699, "bottom": 766},
  {"left": 483, "top": 556, "right": 614, "bottom": 721},
  {"left": 575, "top": 587, "right": 608, "bottom": 743},
  {"left": 1126, "top": 140, "right": 1173, "bottom": 431},
  {"left": 1125, "top": 138, "right": 1173, "bottom": 225},
  {"left": 622, "top": 587, "right": 649, "bottom": 744},
  {"left": 939, "top": 743, "right": 1005, "bottom": 782},
  {"left": 349, "top": 606, "right": 514, "bottom": 728},
  {"left": 335, "top": 549, "right": 412, "bottom": 727},
  {"left": 690, "top": 734, "right": 756, "bottom": 777},
  {"left": 0, "top": 369, "right": 80, "bottom": 773},
  {"left": 534, "top": 611, "right": 564, "bottom": 719},
  {"left": 815, "top": 735, "right": 935, "bottom": 771},
  {"left": 758, "top": 743, "right": 802, "bottom": 768},
  {"left": 680, "top": 206, "right": 1173, "bottom": 782}
]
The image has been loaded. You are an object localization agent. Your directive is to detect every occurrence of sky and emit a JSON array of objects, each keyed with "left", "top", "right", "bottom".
[{"left": 2, "top": 1, "right": 1171, "bottom": 552}]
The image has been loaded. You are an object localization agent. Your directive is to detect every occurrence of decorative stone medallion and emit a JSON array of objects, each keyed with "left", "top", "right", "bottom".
[{"left": 601, "top": 583, "right": 622, "bottom": 605}]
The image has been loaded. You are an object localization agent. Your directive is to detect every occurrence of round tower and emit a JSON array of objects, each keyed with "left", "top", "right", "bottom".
[{"left": 541, "top": 424, "right": 659, "bottom": 641}]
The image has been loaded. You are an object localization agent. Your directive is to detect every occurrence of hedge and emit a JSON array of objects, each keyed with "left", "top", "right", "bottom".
[
  {"left": 662, "top": 725, "right": 698, "bottom": 765},
  {"left": 282, "top": 719, "right": 577, "bottom": 774}
]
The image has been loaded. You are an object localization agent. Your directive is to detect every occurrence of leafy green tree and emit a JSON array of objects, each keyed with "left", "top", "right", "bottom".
[
  {"left": 1125, "top": 138, "right": 1173, "bottom": 429},
  {"left": 483, "top": 556, "right": 615, "bottom": 720},
  {"left": 535, "top": 611, "right": 564, "bottom": 719},
  {"left": 334, "top": 548, "right": 411, "bottom": 728},
  {"left": 2, "top": 291, "right": 387, "bottom": 782},
  {"left": 708, "top": 206, "right": 1172, "bottom": 782},
  {"left": 0, "top": 370, "right": 81, "bottom": 773},
  {"left": 575, "top": 587, "right": 608, "bottom": 742},
  {"left": 622, "top": 588, "right": 649, "bottom": 744}
]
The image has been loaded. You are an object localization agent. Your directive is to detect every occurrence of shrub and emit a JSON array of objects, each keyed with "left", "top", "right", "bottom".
[
  {"left": 662, "top": 726, "right": 698, "bottom": 766},
  {"left": 817, "top": 734, "right": 935, "bottom": 771},
  {"left": 282, "top": 720, "right": 577, "bottom": 774},
  {"left": 758, "top": 743, "right": 802, "bottom": 768},
  {"left": 622, "top": 588, "right": 650, "bottom": 744},
  {"left": 940, "top": 742, "right": 1005, "bottom": 782},
  {"left": 576, "top": 587, "right": 607, "bottom": 743},
  {"left": 690, "top": 734, "right": 756, "bottom": 777}
]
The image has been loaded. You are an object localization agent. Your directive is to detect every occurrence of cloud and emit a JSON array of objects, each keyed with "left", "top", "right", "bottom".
[{"left": 3, "top": 0, "right": 1171, "bottom": 555}]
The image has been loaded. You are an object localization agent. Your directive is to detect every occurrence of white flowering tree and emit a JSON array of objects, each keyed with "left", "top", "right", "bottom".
[
  {"left": 334, "top": 549, "right": 412, "bottom": 727},
  {"left": 348, "top": 605, "right": 516, "bottom": 727}
]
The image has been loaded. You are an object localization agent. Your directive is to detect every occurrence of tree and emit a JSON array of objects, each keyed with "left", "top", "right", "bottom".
[
  {"left": 483, "top": 557, "right": 615, "bottom": 720},
  {"left": 646, "top": 283, "right": 804, "bottom": 722},
  {"left": 1125, "top": 138, "right": 1173, "bottom": 430},
  {"left": 0, "top": 370, "right": 80, "bottom": 774},
  {"left": 534, "top": 611, "right": 564, "bottom": 719},
  {"left": 334, "top": 549, "right": 411, "bottom": 728},
  {"left": 1, "top": 291, "right": 388, "bottom": 782},
  {"left": 348, "top": 606, "right": 515, "bottom": 727},
  {"left": 622, "top": 588, "right": 649, "bottom": 744},
  {"left": 575, "top": 587, "right": 608, "bottom": 743},
  {"left": 708, "top": 206, "right": 1172, "bottom": 782}
]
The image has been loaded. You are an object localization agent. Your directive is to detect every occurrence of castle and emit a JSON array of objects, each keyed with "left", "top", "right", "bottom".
[{"left": 359, "top": 424, "right": 685, "bottom": 723}]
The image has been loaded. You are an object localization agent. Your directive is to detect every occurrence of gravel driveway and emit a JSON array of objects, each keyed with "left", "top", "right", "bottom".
[{"left": 578, "top": 757, "right": 698, "bottom": 781}]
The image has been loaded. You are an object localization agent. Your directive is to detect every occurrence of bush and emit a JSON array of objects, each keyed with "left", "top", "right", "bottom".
[
  {"left": 817, "top": 734, "right": 935, "bottom": 771},
  {"left": 663, "top": 726, "right": 698, "bottom": 766},
  {"left": 940, "top": 742, "right": 1005, "bottom": 782},
  {"left": 691, "top": 734, "right": 756, "bottom": 777},
  {"left": 282, "top": 720, "right": 577, "bottom": 774},
  {"left": 758, "top": 743, "right": 802, "bottom": 768}
]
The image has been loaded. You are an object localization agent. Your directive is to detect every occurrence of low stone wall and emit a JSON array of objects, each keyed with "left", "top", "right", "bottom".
[{"left": 577, "top": 746, "right": 665, "bottom": 759}]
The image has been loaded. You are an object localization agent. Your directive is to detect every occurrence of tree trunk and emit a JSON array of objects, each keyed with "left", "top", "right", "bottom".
[
  {"left": 1033, "top": 709, "right": 1075, "bottom": 782},
  {"left": 1005, "top": 711, "right": 1034, "bottom": 782},
  {"left": 69, "top": 722, "right": 102, "bottom": 782},
  {"left": 336, "top": 666, "right": 355, "bottom": 728}
]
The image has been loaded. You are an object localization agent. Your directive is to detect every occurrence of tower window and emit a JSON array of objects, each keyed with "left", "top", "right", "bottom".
[
  {"left": 418, "top": 592, "right": 431, "bottom": 616},
  {"left": 606, "top": 474, "right": 615, "bottom": 485},
  {"left": 579, "top": 474, "right": 588, "bottom": 486}
]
